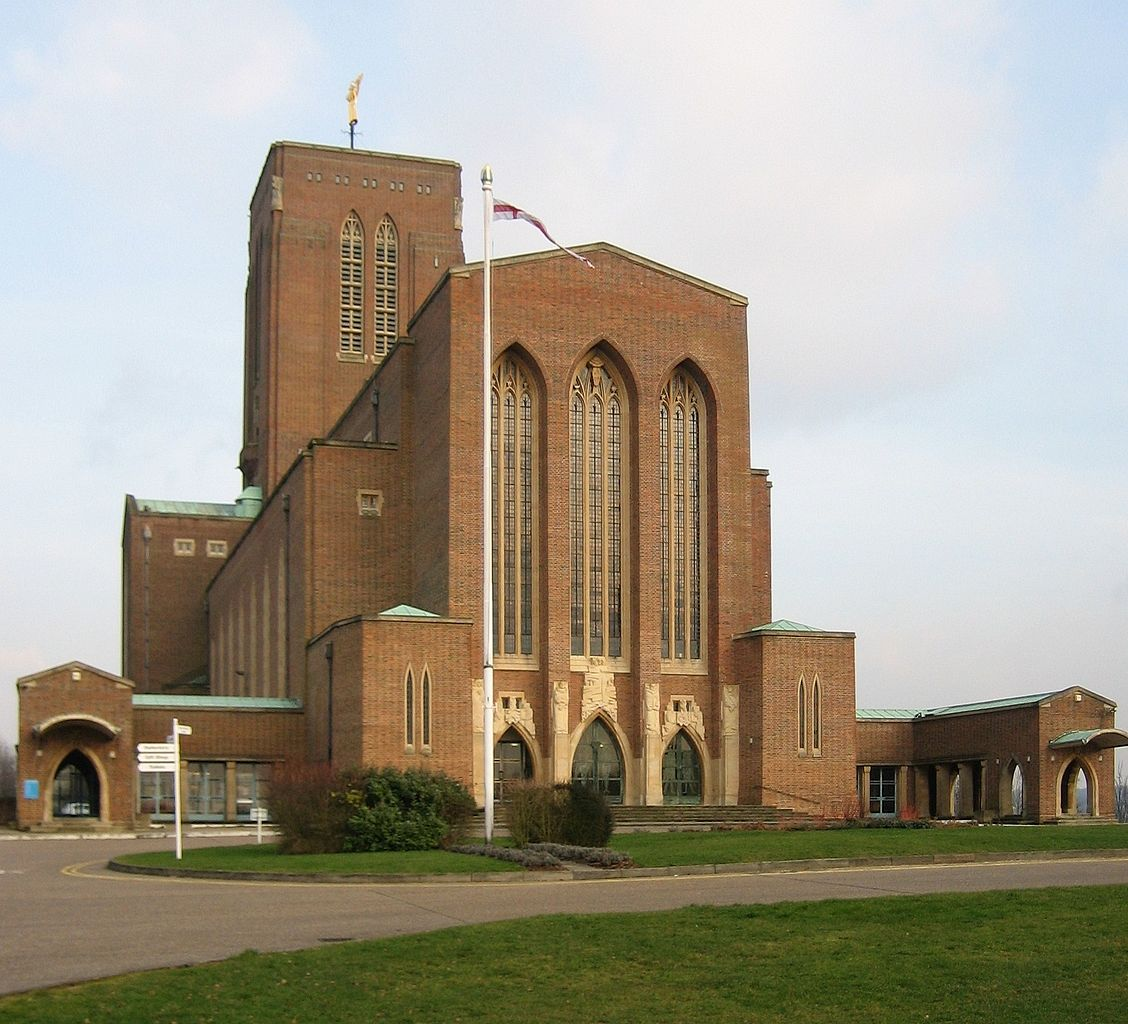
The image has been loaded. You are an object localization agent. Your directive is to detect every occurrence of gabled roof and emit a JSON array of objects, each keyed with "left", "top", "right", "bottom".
[
  {"left": 16, "top": 661, "right": 132, "bottom": 687},
  {"left": 444, "top": 242, "right": 748, "bottom": 305}
]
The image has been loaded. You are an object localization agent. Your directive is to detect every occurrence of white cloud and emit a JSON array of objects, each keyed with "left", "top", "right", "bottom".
[{"left": 0, "top": 1, "right": 315, "bottom": 161}]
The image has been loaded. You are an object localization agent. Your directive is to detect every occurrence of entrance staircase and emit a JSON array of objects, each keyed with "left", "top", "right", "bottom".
[{"left": 473, "top": 803, "right": 813, "bottom": 838}]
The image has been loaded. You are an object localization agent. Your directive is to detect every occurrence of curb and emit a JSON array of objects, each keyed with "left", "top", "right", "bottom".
[{"left": 107, "top": 847, "right": 1128, "bottom": 884}]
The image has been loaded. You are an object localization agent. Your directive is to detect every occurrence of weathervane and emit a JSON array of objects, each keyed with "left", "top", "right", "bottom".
[{"left": 346, "top": 73, "right": 363, "bottom": 149}]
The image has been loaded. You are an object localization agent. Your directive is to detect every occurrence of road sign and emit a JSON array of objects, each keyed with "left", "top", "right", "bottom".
[
  {"left": 137, "top": 752, "right": 177, "bottom": 763},
  {"left": 249, "top": 807, "right": 268, "bottom": 821},
  {"left": 138, "top": 762, "right": 176, "bottom": 774},
  {"left": 137, "top": 742, "right": 175, "bottom": 754},
  {"left": 175, "top": 723, "right": 193, "bottom": 736}
]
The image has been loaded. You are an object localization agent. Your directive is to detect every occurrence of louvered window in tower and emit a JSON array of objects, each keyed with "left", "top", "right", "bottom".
[
  {"left": 373, "top": 217, "right": 398, "bottom": 362},
  {"left": 339, "top": 213, "right": 364, "bottom": 354}
]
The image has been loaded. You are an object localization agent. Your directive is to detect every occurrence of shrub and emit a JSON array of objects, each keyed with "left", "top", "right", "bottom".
[
  {"left": 340, "top": 767, "right": 476, "bottom": 852},
  {"left": 269, "top": 762, "right": 348, "bottom": 854},
  {"left": 505, "top": 782, "right": 614, "bottom": 847}
]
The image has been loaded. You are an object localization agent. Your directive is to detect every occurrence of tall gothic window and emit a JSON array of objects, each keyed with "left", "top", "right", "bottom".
[
  {"left": 373, "top": 216, "right": 398, "bottom": 361},
  {"left": 660, "top": 370, "right": 705, "bottom": 662},
  {"left": 491, "top": 354, "right": 536, "bottom": 658},
  {"left": 797, "top": 678, "right": 807, "bottom": 752},
  {"left": 404, "top": 666, "right": 415, "bottom": 747},
  {"left": 812, "top": 678, "right": 822, "bottom": 753},
  {"left": 339, "top": 212, "right": 363, "bottom": 354},
  {"left": 570, "top": 354, "right": 625, "bottom": 661}
]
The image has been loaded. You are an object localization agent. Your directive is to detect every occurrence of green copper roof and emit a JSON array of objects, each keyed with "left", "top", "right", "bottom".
[
  {"left": 918, "top": 692, "right": 1054, "bottom": 719},
  {"left": 1049, "top": 728, "right": 1128, "bottom": 750},
  {"left": 741, "top": 619, "right": 823, "bottom": 634},
  {"left": 133, "top": 694, "right": 302, "bottom": 711},
  {"left": 134, "top": 498, "right": 244, "bottom": 518},
  {"left": 379, "top": 604, "right": 440, "bottom": 618},
  {"left": 1050, "top": 729, "right": 1100, "bottom": 748},
  {"left": 856, "top": 708, "right": 922, "bottom": 721}
]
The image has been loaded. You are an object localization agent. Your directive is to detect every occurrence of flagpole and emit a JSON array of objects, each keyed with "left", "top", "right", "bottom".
[{"left": 481, "top": 165, "right": 495, "bottom": 844}]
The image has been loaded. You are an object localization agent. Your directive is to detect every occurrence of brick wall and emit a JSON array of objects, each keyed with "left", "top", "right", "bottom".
[
  {"left": 122, "top": 499, "right": 250, "bottom": 691},
  {"left": 242, "top": 143, "right": 464, "bottom": 495}
]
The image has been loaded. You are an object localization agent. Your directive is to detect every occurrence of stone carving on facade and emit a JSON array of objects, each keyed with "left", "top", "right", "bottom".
[
  {"left": 644, "top": 681, "right": 661, "bottom": 736},
  {"left": 722, "top": 684, "right": 738, "bottom": 737},
  {"left": 552, "top": 680, "right": 569, "bottom": 734},
  {"left": 581, "top": 664, "right": 617, "bottom": 723},
  {"left": 471, "top": 679, "right": 484, "bottom": 734},
  {"left": 663, "top": 695, "right": 704, "bottom": 740},
  {"left": 271, "top": 174, "right": 283, "bottom": 212},
  {"left": 495, "top": 691, "right": 535, "bottom": 738}
]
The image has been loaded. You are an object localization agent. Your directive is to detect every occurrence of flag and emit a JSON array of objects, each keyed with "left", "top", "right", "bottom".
[{"left": 492, "top": 200, "right": 594, "bottom": 267}]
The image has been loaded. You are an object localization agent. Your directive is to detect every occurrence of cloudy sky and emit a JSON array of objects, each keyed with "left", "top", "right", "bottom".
[{"left": 2, "top": 2, "right": 1126, "bottom": 750}]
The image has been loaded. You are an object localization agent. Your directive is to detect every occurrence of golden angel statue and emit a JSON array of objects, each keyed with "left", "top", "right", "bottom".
[{"left": 347, "top": 74, "right": 363, "bottom": 125}]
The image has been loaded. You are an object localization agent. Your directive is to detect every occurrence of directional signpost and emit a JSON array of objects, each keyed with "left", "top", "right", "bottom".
[{"left": 136, "top": 723, "right": 191, "bottom": 860}]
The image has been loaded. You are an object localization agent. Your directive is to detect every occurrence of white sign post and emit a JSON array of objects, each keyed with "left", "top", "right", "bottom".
[
  {"left": 136, "top": 736, "right": 186, "bottom": 857},
  {"left": 250, "top": 806, "right": 268, "bottom": 844},
  {"left": 172, "top": 720, "right": 192, "bottom": 860}
]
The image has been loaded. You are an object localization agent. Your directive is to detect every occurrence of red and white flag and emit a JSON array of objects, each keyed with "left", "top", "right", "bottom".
[{"left": 492, "top": 200, "right": 594, "bottom": 267}]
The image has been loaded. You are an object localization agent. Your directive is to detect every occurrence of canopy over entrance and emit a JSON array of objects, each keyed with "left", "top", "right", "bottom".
[
  {"left": 1049, "top": 728, "right": 1128, "bottom": 751},
  {"left": 32, "top": 713, "right": 121, "bottom": 740}
]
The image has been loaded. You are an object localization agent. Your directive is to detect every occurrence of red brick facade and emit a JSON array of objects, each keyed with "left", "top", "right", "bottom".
[{"left": 15, "top": 140, "right": 1123, "bottom": 829}]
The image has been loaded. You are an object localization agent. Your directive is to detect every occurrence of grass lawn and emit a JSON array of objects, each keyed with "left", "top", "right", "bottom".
[
  {"left": 114, "top": 824, "right": 1128, "bottom": 875},
  {"left": 3, "top": 886, "right": 1127, "bottom": 1023},
  {"left": 115, "top": 844, "right": 521, "bottom": 875},
  {"left": 611, "top": 822, "right": 1128, "bottom": 866}
]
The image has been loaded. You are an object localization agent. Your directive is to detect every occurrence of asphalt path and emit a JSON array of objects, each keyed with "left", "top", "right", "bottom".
[{"left": 3, "top": 833, "right": 1128, "bottom": 996}]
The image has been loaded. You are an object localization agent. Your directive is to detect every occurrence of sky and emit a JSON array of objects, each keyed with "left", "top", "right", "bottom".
[{"left": 1, "top": 2, "right": 1126, "bottom": 753}]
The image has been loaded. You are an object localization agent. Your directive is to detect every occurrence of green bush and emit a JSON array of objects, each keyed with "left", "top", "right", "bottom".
[
  {"left": 340, "top": 767, "right": 476, "bottom": 852},
  {"left": 506, "top": 782, "right": 613, "bottom": 847}
]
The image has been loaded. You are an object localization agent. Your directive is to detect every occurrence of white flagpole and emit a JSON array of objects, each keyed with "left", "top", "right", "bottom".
[{"left": 481, "top": 165, "right": 495, "bottom": 843}]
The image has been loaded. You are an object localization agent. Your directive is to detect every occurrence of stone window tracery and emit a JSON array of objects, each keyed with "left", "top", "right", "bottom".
[{"left": 570, "top": 355, "right": 626, "bottom": 663}]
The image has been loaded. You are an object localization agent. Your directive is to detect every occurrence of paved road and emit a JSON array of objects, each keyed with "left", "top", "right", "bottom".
[{"left": 3, "top": 834, "right": 1127, "bottom": 996}]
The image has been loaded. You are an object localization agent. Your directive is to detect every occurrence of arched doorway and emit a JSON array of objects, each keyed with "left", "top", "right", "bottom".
[
  {"left": 1060, "top": 758, "right": 1095, "bottom": 817},
  {"left": 571, "top": 719, "right": 623, "bottom": 803},
  {"left": 662, "top": 730, "right": 702, "bottom": 805},
  {"left": 52, "top": 750, "right": 100, "bottom": 819},
  {"left": 494, "top": 727, "right": 533, "bottom": 801}
]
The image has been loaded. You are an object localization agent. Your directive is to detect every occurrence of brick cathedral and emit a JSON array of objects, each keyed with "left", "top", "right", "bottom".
[{"left": 15, "top": 141, "right": 1124, "bottom": 829}]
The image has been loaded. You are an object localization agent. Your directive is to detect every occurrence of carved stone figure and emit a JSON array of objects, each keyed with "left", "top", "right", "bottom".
[
  {"left": 645, "top": 682, "right": 660, "bottom": 736},
  {"left": 346, "top": 74, "right": 363, "bottom": 125},
  {"left": 552, "top": 680, "right": 568, "bottom": 734}
]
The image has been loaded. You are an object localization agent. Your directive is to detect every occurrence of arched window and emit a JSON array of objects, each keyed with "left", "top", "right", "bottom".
[
  {"left": 797, "top": 678, "right": 807, "bottom": 752},
  {"left": 373, "top": 216, "right": 398, "bottom": 361},
  {"left": 660, "top": 370, "right": 705, "bottom": 663},
  {"left": 662, "top": 731, "right": 702, "bottom": 805},
  {"left": 570, "top": 354, "right": 626, "bottom": 662},
  {"left": 571, "top": 718, "right": 623, "bottom": 803},
  {"left": 339, "top": 212, "right": 363, "bottom": 354},
  {"left": 404, "top": 666, "right": 415, "bottom": 747},
  {"left": 491, "top": 354, "right": 537, "bottom": 659},
  {"left": 421, "top": 668, "right": 431, "bottom": 747},
  {"left": 812, "top": 678, "right": 822, "bottom": 753}
]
